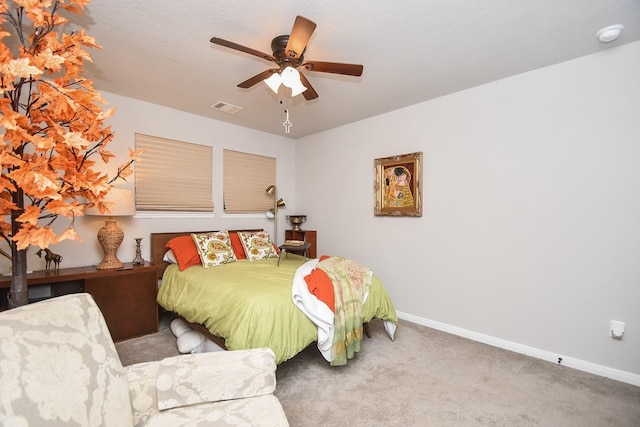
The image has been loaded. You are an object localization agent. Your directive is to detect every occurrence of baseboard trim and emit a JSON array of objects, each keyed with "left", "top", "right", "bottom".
[{"left": 396, "top": 311, "right": 640, "bottom": 387}]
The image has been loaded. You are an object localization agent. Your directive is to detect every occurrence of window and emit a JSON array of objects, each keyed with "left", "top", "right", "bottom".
[
  {"left": 223, "top": 150, "right": 275, "bottom": 213},
  {"left": 135, "top": 133, "right": 213, "bottom": 212}
]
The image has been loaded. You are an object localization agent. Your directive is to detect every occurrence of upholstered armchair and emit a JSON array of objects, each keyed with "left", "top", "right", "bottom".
[{"left": 0, "top": 293, "right": 289, "bottom": 426}]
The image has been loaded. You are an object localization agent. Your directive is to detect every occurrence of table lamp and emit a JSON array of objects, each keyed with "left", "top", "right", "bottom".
[{"left": 85, "top": 188, "right": 135, "bottom": 269}]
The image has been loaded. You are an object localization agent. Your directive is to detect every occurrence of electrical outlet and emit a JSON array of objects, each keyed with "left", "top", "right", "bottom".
[{"left": 610, "top": 320, "right": 625, "bottom": 339}]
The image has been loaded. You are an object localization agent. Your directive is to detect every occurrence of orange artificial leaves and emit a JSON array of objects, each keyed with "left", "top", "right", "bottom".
[{"left": 1, "top": 0, "right": 140, "bottom": 252}]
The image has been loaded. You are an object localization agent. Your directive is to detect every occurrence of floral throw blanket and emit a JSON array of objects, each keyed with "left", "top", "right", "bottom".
[{"left": 316, "top": 256, "right": 373, "bottom": 366}]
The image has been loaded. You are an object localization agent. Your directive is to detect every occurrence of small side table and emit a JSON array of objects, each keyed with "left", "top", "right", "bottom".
[{"left": 278, "top": 242, "right": 312, "bottom": 266}]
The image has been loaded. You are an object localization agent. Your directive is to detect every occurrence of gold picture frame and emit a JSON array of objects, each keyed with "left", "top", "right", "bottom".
[{"left": 374, "top": 152, "right": 423, "bottom": 216}]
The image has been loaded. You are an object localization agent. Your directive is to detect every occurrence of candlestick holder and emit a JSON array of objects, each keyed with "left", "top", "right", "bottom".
[{"left": 133, "top": 237, "right": 145, "bottom": 265}]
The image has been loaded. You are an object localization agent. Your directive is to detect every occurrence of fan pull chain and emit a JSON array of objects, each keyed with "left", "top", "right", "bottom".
[{"left": 283, "top": 109, "right": 292, "bottom": 133}]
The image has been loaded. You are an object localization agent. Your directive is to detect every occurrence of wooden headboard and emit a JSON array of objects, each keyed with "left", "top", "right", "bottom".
[{"left": 150, "top": 229, "right": 262, "bottom": 278}]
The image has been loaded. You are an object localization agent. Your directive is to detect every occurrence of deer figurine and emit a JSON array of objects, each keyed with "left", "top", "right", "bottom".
[{"left": 36, "top": 248, "right": 63, "bottom": 270}]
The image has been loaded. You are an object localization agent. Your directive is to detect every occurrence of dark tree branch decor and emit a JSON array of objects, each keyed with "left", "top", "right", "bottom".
[{"left": 0, "top": 0, "right": 142, "bottom": 308}]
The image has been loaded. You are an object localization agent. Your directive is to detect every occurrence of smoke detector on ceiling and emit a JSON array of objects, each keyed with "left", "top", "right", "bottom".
[
  {"left": 211, "top": 101, "right": 243, "bottom": 114},
  {"left": 596, "top": 24, "right": 624, "bottom": 43}
]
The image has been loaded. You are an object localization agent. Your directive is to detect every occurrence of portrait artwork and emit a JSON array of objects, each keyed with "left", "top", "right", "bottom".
[{"left": 374, "top": 152, "right": 422, "bottom": 216}]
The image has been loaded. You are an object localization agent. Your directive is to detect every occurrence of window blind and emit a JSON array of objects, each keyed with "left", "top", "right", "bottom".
[
  {"left": 223, "top": 149, "right": 276, "bottom": 213},
  {"left": 135, "top": 133, "right": 213, "bottom": 212}
]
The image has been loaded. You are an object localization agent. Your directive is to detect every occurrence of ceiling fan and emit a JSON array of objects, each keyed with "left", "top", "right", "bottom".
[{"left": 210, "top": 16, "right": 363, "bottom": 101}]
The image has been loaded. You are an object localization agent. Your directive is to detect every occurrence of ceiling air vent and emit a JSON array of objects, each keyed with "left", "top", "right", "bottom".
[{"left": 210, "top": 101, "right": 242, "bottom": 114}]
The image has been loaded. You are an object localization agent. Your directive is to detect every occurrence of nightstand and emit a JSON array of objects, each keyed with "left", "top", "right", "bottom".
[
  {"left": 284, "top": 229, "right": 317, "bottom": 258},
  {"left": 278, "top": 242, "right": 312, "bottom": 266}
]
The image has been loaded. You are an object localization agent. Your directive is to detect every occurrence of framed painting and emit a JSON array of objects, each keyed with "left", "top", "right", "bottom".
[{"left": 374, "top": 152, "right": 423, "bottom": 216}]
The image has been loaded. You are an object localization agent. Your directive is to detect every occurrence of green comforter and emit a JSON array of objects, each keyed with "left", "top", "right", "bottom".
[{"left": 157, "top": 255, "right": 397, "bottom": 364}]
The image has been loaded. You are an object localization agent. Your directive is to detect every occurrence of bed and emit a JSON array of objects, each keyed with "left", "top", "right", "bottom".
[{"left": 151, "top": 230, "right": 398, "bottom": 365}]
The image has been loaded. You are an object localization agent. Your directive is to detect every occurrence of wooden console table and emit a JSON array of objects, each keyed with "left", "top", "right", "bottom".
[{"left": 0, "top": 263, "right": 158, "bottom": 342}]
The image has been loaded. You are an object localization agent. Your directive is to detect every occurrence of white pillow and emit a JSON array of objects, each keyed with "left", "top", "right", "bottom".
[{"left": 163, "top": 249, "right": 178, "bottom": 264}]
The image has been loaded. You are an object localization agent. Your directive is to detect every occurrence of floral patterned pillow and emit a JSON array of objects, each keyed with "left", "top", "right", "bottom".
[
  {"left": 192, "top": 230, "right": 237, "bottom": 268},
  {"left": 237, "top": 231, "right": 278, "bottom": 261}
]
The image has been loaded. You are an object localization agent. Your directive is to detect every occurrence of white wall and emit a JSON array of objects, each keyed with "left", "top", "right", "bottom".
[
  {"left": 296, "top": 41, "right": 640, "bottom": 382},
  {"left": 0, "top": 93, "right": 295, "bottom": 273}
]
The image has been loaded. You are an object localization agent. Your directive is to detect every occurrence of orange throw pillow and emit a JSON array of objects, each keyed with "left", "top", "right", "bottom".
[
  {"left": 166, "top": 235, "right": 201, "bottom": 271},
  {"left": 229, "top": 232, "right": 246, "bottom": 260}
]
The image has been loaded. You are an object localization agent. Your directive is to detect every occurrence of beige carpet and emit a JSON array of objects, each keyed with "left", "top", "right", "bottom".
[{"left": 116, "top": 315, "right": 640, "bottom": 426}]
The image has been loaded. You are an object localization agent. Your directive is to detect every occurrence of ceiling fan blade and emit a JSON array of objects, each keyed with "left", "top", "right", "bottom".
[
  {"left": 237, "top": 69, "right": 279, "bottom": 88},
  {"left": 285, "top": 16, "right": 316, "bottom": 60},
  {"left": 298, "top": 72, "right": 318, "bottom": 100},
  {"left": 303, "top": 61, "right": 363, "bottom": 76},
  {"left": 210, "top": 37, "right": 276, "bottom": 62}
]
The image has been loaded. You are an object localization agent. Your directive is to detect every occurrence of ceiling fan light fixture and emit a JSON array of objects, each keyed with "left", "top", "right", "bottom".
[
  {"left": 264, "top": 73, "right": 282, "bottom": 93},
  {"left": 290, "top": 81, "right": 308, "bottom": 97},
  {"left": 281, "top": 67, "right": 307, "bottom": 96},
  {"left": 264, "top": 67, "right": 307, "bottom": 97},
  {"left": 212, "top": 16, "right": 363, "bottom": 101},
  {"left": 280, "top": 67, "right": 301, "bottom": 88}
]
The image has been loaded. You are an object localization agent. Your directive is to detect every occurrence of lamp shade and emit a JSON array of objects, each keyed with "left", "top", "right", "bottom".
[
  {"left": 290, "top": 81, "right": 308, "bottom": 97},
  {"left": 280, "top": 67, "right": 300, "bottom": 88},
  {"left": 264, "top": 73, "right": 282, "bottom": 94},
  {"left": 85, "top": 188, "right": 135, "bottom": 216},
  {"left": 265, "top": 185, "right": 276, "bottom": 197}
]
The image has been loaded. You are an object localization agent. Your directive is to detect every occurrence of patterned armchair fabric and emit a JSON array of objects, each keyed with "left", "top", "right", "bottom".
[
  {"left": 126, "top": 349, "right": 285, "bottom": 427},
  {"left": 0, "top": 293, "right": 133, "bottom": 426},
  {"left": 0, "top": 293, "right": 289, "bottom": 426}
]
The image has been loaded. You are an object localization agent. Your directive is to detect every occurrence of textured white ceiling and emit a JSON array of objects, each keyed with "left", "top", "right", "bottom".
[{"left": 74, "top": 0, "right": 640, "bottom": 139}]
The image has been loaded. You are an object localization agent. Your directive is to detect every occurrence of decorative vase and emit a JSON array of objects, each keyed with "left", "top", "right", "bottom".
[{"left": 286, "top": 215, "right": 307, "bottom": 231}]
